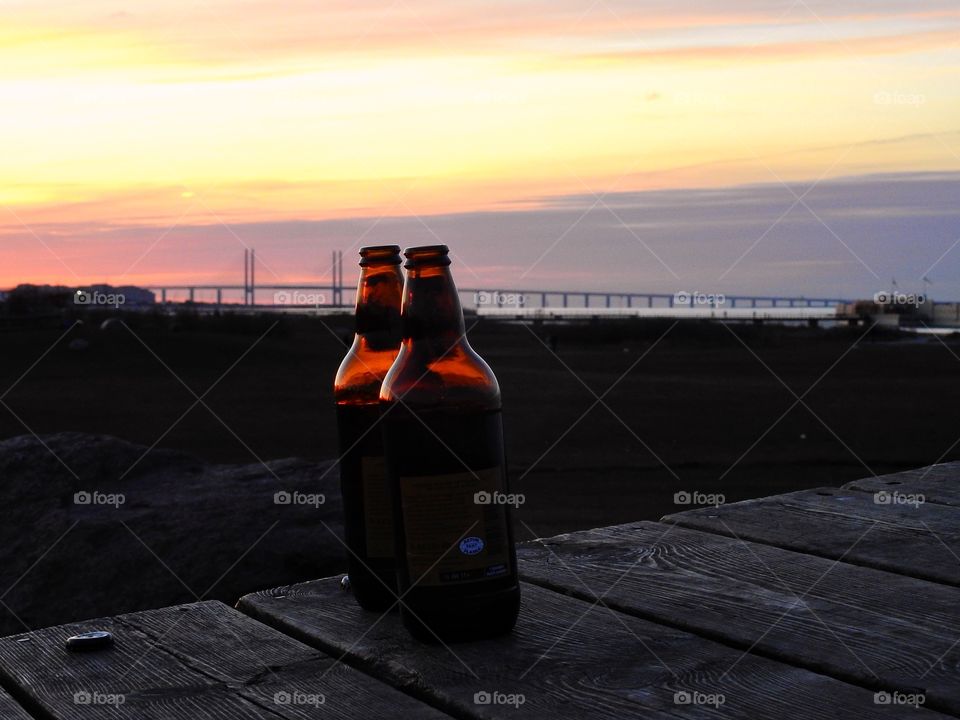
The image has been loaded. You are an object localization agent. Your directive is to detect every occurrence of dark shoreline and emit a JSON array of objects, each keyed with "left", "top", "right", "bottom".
[
  {"left": 1, "top": 313, "right": 958, "bottom": 635},
  {"left": 2, "top": 312, "right": 958, "bottom": 538}
]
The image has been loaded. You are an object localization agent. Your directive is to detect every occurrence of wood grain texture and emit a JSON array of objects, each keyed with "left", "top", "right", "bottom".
[
  {"left": 0, "top": 601, "right": 446, "bottom": 719},
  {"left": 0, "top": 684, "right": 32, "bottom": 720},
  {"left": 238, "top": 578, "right": 948, "bottom": 719},
  {"left": 663, "top": 486, "right": 960, "bottom": 586},
  {"left": 844, "top": 463, "right": 960, "bottom": 507},
  {"left": 518, "top": 520, "right": 960, "bottom": 715}
]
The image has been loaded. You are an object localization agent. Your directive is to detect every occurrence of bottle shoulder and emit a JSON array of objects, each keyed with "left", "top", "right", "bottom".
[
  {"left": 380, "top": 340, "right": 501, "bottom": 410},
  {"left": 334, "top": 341, "right": 400, "bottom": 404}
]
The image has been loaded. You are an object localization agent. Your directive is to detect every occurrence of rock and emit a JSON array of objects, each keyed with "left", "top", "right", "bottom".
[{"left": 0, "top": 433, "right": 344, "bottom": 637}]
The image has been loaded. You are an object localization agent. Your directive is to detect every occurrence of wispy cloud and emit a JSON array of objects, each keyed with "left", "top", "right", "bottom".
[
  {"left": 4, "top": 1, "right": 959, "bottom": 75},
  {"left": 571, "top": 28, "right": 960, "bottom": 66}
]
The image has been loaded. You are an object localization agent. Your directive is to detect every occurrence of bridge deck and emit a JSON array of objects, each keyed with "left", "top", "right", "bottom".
[{"left": 476, "top": 306, "right": 843, "bottom": 320}]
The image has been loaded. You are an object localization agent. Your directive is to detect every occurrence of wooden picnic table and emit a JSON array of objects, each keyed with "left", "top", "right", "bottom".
[{"left": 1, "top": 462, "right": 959, "bottom": 718}]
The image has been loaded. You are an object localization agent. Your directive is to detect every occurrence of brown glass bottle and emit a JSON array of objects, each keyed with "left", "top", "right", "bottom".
[
  {"left": 380, "top": 245, "right": 520, "bottom": 643},
  {"left": 334, "top": 246, "right": 404, "bottom": 611}
]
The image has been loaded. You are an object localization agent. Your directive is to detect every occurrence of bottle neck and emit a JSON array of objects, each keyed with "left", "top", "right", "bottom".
[
  {"left": 354, "top": 264, "right": 403, "bottom": 350},
  {"left": 401, "top": 264, "right": 466, "bottom": 342}
]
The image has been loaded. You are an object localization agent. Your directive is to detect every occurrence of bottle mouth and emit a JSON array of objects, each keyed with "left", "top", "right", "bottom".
[
  {"left": 359, "top": 245, "right": 402, "bottom": 267},
  {"left": 404, "top": 244, "right": 451, "bottom": 269}
]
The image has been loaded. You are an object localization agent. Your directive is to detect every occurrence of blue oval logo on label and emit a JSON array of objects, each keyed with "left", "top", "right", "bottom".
[{"left": 459, "top": 536, "right": 485, "bottom": 555}]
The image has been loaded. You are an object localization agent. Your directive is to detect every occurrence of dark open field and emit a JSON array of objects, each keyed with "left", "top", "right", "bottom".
[{"left": 2, "top": 311, "right": 959, "bottom": 539}]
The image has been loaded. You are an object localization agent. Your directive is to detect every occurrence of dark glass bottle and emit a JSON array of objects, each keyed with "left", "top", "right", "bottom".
[
  {"left": 380, "top": 245, "right": 521, "bottom": 642},
  {"left": 334, "top": 245, "right": 404, "bottom": 611}
]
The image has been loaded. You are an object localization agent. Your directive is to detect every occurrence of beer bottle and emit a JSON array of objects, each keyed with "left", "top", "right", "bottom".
[
  {"left": 380, "top": 245, "right": 521, "bottom": 642},
  {"left": 334, "top": 245, "right": 404, "bottom": 611}
]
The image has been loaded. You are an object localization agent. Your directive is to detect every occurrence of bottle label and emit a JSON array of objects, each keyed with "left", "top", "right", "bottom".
[
  {"left": 362, "top": 456, "right": 394, "bottom": 558},
  {"left": 399, "top": 466, "right": 511, "bottom": 586}
]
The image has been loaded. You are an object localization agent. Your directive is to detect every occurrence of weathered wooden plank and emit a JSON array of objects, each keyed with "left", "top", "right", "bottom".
[
  {"left": 239, "top": 578, "right": 946, "bottom": 719},
  {"left": 0, "top": 684, "right": 33, "bottom": 720},
  {"left": 844, "top": 463, "right": 960, "bottom": 507},
  {"left": 0, "top": 601, "right": 447, "bottom": 719},
  {"left": 518, "top": 520, "right": 960, "bottom": 715},
  {"left": 663, "top": 486, "right": 960, "bottom": 586}
]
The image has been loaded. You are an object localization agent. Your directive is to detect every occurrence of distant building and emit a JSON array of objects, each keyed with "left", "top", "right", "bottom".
[
  {"left": 2, "top": 284, "right": 155, "bottom": 314},
  {"left": 840, "top": 297, "right": 960, "bottom": 330},
  {"left": 88, "top": 285, "right": 156, "bottom": 306}
]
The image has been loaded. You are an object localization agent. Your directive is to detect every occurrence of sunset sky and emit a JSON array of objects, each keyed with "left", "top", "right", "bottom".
[{"left": 1, "top": 0, "right": 958, "bottom": 296}]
